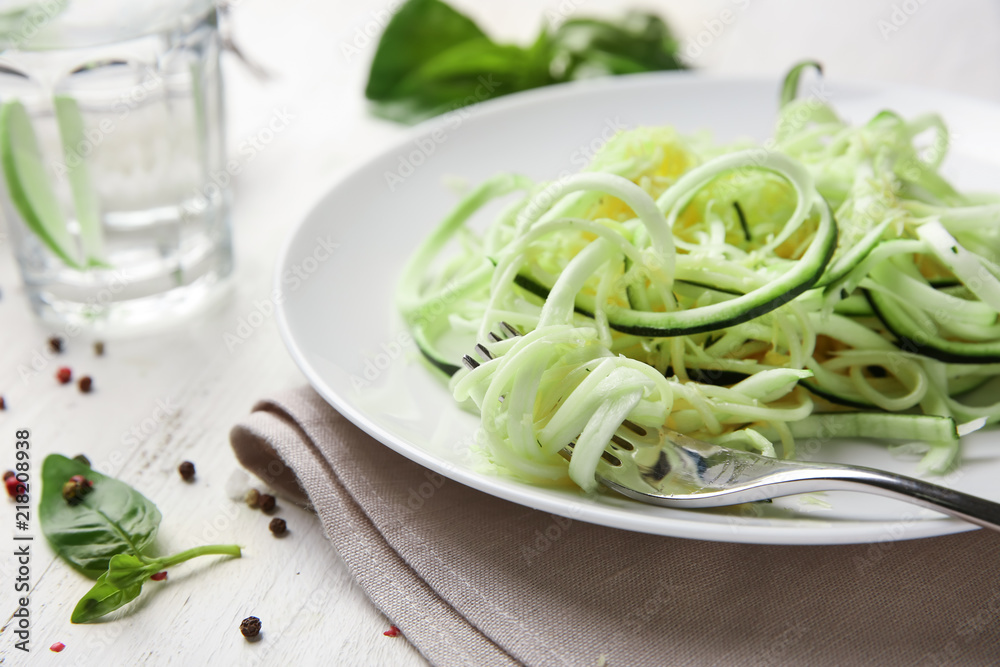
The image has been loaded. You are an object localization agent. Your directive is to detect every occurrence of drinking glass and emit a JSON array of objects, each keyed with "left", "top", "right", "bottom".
[{"left": 0, "top": 0, "right": 231, "bottom": 326}]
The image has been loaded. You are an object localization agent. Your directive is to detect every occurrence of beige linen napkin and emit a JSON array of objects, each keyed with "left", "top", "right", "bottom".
[{"left": 231, "top": 386, "right": 1000, "bottom": 667}]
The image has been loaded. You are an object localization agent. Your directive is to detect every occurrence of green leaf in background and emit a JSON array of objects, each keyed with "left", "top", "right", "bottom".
[
  {"left": 364, "top": 0, "right": 686, "bottom": 124},
  {"left": 549, "top": 13, "right": 685, "bottom": 80},
  {"left": 40, "top": 454, "right": 161, "bottom": 579}
]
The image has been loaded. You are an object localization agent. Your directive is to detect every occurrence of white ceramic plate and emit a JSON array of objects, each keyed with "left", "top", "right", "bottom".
[{"left": 276, "top": 72, "right": 1000, "bottom": 544}]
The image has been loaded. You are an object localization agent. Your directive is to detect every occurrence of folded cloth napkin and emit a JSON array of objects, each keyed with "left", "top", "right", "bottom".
[{"left": 231, "top": 386, "right": 1000, "bottom": 667}]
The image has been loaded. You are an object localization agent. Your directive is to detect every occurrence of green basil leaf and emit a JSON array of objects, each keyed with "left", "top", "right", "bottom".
[
  {"left": 364, "top": 1, "right": 686, "bottom": 124},
  {"left": 71, "top": 571, "right": 143, "bottom": 624},
  {"left": 366, "top": 0, "right": 486, "bottom": 102},
  {"left": 104, "top": 553, "right": 160, "bottom": 590},
  {"left": 40, "top": 454, "right": 161, "bottom": 579},
  {"left": 550, "top": 13, "right": 684, "bottom": 81},
  {"left": 380, "top": 37, "right": 552, "bottom": 122}
]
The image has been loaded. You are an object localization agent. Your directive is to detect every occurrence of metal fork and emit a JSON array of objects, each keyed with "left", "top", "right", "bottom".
[{"left": 466, "top": 324, "right": 1000, "bottom": 531}]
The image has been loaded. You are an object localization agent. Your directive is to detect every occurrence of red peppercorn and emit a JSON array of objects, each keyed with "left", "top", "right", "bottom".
[
  {"left": 78, "top": 376, "right": 93, "bottom": 393},
  {"left": 56, "top": 367, "right": 72, "bottom": 384},
  {"left": 69, "top": 474, "right": 92, "bottom": 489},
  {"left": 6, "top": 476, "right": 24, "bottom": 498},
  {"left": 150, "top": 571, "right": 168, "bottom": 581},
  {"left": 383, "top": 625, "right": 401, "bottom": 637},
  {"left": 50, "top": 642, "right": 66, "bottom": 652}
]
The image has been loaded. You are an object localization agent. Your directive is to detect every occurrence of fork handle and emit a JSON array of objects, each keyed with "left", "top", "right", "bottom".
[{"left": 773, "top": 467, "right": 1000, "bottom": 531}]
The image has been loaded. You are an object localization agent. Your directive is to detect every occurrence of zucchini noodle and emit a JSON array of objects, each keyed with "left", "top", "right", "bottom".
[{"left": 397, "top": 62, "right": 1000, "bottom": 491}]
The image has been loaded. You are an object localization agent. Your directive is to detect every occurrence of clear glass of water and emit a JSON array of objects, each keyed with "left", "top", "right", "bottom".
[{"left": 0, "top": 0, "right": 231, "bottom": 327}]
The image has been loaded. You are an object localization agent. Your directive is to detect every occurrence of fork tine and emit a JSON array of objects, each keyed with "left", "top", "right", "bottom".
[
  {"left": 462, "top": 355, "right": 480, "bottom": 370},
  {"left": 474, "top": 343, "right": 493, "bottom": 360},
  {"left": 621, "top": 420, "right": 647, "bottom": 436},
  {"left": 501, "top": 321, "right": 520, "bottom": 337}
]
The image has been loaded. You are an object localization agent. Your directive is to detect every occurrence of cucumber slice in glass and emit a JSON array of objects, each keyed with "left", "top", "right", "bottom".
[
  {"left": 53, "top": 95, "right": 106, "bottom": 267},
  {"left": 0, "top": 99, "right": 80, "bottom": 268}
]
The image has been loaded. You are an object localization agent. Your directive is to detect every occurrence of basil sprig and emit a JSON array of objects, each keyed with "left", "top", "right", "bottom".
[
  {"left": 365, "top": 0, "right": 686, "bottom": 123},
  {"left": 40, "top": 454, "right": 241, "bottom": 623}
]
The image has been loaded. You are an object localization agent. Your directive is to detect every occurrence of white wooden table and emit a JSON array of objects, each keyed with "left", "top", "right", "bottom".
[{"left": 2, "top": 1, "right": 998, "bottom": 664}]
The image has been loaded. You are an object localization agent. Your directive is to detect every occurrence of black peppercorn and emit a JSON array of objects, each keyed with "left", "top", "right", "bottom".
[
  {"left": 268, "top": 518, "right": 287, "bottom": 536},
  {"left": 78, "top": 376, "right": 93, "bottom": 393},
  {"left": 72, "top": 454, "right": 91, "bottom": 467},
  {"left": 240, "top": 616, "right": 261, "bottom": 638},
  {"left": 178, "top": 461, "right": 195, "bottom": 481},
  {"left": 257, "top": 493, "right": 276, "bottom": 513},
  {"left": 48, "top": 336, "right": 63, "bottom": 353}
]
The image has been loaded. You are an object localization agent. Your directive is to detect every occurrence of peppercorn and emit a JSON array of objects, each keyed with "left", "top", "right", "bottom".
[
  {"left": 48, "top": 336, "right": 63, "bottom": 353},
  {"left": 72, "top": 454, "right": 91, "bottom": 467},
  {"left": 257, "top": 493, "right": 276, "bottom": 513},
  {"left": 150, "top": 571, "right": 167, "bottom": 581},
  {"left": 268, "top": 518, "right": 287, "bottom": 536},
  {"left": 78, "top": 376, "right": 93, "bottom": 393},
  {"left": 62, "top": 480, "right": 82, "bottom": 505},
  {"left": 69, "top": 474, "right": 93, "bottom": 490},
  {"left": 178, "top": 461, "right": 195, "bottom": 481},
  {"left": 93, "top": 340, "right": 105, "bottom": 356},
  {"left": 62, "top": 475, "right": 93, "bottom": 504},
  {"left": 50, "top": 642, "right": 66, "bottom": 652},
  {"left": 240, "top": 616, "right": 261, "bottom": 639},
  {"left": 3, "top": 470, "right": 13, "bottom": 481},
  {"left": 0, "top": 395, "right": 6, "bottom": 410},
  {"left": 245, "top": 488, "right": 260, "bottom": 508},
  {"left": 56, "top": 367, "right": 72, "bottom": 384},
  {"left": 384, "top": 625, "right": 401, "bottom": 637},
  {"left": 5, "top": 476, "right": 23, "bottom": 498}
]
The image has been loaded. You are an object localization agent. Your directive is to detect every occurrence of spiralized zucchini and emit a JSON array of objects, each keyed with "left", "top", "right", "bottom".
[{"left": 397, "top": 62, "right": 999, "bottom": 491}]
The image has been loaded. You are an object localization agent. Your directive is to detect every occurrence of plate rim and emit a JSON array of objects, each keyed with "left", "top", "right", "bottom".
[{"left": 274, "top": 70, "right": 991, "bottom": 544}]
